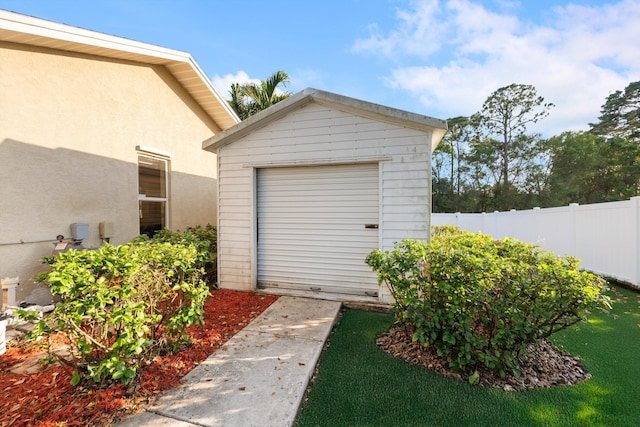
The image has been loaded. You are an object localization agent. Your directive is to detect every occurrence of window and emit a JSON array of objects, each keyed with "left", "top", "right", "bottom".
[{"left": 138, "top": 154, "right": 169, "bottom": 236}]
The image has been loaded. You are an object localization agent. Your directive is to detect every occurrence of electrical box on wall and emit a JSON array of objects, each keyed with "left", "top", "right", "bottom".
[
  {"left": 70, "top": 223, "right": 89, "bottom": 240},
  {"left": 99, "top": 222, "right": 114, "bottom": 239}
]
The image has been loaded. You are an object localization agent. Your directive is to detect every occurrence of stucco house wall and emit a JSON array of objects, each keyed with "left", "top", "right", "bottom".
[
  {"left": 0, "top": 11, "right": 238, "bottom": 302},
  {"left": 204, "top": 88, "right": 447, "bottom": 303}
]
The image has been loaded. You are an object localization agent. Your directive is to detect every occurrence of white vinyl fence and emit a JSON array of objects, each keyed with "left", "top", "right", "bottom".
[{"left": 432, "top": 197, "right": 640, "bottom": 289}]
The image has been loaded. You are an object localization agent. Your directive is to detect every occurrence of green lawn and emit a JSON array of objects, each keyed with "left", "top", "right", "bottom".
[{"left": 295, "top": 286, "right": 640, "bottom": 427}]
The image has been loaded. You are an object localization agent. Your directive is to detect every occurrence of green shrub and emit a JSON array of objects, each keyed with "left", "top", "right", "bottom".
[
  {"left": 24, "top": 236, "right": 210, "bottom": 387},
  {"left": 139, "top": 224, "right": 217, "bottom": 287},
  {"left": 365, "top": 226, "right": 611, "bottom": 378}
]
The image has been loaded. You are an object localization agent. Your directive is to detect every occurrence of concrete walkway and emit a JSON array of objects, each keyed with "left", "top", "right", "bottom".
[{"left": 117, "top": 296, "right": 342, "bottom": 427}]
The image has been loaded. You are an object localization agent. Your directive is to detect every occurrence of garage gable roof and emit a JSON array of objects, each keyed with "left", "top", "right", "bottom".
[
  {"left": 0, "top": 9, "right": 240, "bottom": 130},
  {"left": 202, "top": 87, "right": 448, "bottom": 152}
]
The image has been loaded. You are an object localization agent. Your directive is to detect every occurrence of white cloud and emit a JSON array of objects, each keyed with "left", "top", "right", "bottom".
[
  {"left": 351, "top": 0, "right": 446, "bottom": 58},
  {"left": 353, "top": 0, "right": 640, "bottom": 135},
  {"left": 210, "top": 71, "right": 261, "bottom": 98},
  {"left": 289, "top": 68, "right": 325, "bottom": 92}
]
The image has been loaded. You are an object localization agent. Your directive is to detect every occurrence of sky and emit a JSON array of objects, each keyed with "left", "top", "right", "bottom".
[{"left": 2, "top": 0, "right": 639, "bottom": 136}]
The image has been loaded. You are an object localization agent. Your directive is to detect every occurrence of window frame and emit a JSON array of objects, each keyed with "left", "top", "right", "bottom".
[{"left": 137, "top": 151, "right": 170, "bottom": 235}]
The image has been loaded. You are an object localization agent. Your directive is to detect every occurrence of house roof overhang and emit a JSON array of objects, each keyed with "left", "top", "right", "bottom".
[
  {"left": 202, "top": 88, "right": 448, "bottom": 152},
  {"left": 0, "top": 9, "right": 240, "bottom": 131}
]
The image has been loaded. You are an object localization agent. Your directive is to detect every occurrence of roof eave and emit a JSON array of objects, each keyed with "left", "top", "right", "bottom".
[{"left": 0, "top": 9, "right": 240, "bottom": 130}]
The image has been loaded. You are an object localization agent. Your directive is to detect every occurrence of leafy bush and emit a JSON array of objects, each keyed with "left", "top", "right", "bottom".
[
  {"left": 138, "top": 224, "right": 217, "bottom": 287},
  {"left": 24, "top": 234, "right": 211, "bottom": 387},
  {"left": 366, "top": 226, "right": 611, "bottom": 378}
]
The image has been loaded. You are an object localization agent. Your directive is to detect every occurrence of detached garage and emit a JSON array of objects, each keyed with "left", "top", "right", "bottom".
[{"left": 203, "top": 88, "right": 447, "bottom": 303}]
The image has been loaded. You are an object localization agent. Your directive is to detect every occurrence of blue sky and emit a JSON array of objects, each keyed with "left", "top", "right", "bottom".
[{"left": 2, "top": 0, "right": 639, "bottom": 136}]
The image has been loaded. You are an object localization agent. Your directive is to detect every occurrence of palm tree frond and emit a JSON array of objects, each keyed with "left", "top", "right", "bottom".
[{"left": 227, "top": 70, "right": 292, "bottom": 120}]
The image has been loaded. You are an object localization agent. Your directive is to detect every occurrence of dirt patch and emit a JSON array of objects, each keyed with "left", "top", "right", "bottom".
[
  {"left": 377, "top": 325, "right": 590, "bottom": 391},
  {"left": 0, "top": 290, "right": 278, "bottom": 427}
]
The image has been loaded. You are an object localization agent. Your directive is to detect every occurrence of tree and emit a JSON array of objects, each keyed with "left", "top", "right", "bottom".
[
  {"left": 464, "top": 134, "right": 502, "bottom": 211},
  {"left": 545, "top": 131, "right": 640, "bottom": 205},
  {"left": 544, "top": 131, "right": 603, "bottom": 205},
  {"left": 597, "top": 137, "right": 640, "bottom": 200},
  {"left": 432, "top": 81, "right": 640, "bottom": 213},
  {"left": 586, "top": 80, "right": 640, "bottom": 200},
  {"left": 228, "top": 70, "right": 291, "bottom": 120},
  {"left": 228, "top": 82, "right": 252, "bottom": 120},
  {"left": 473, "top": 84, "right": 554, "bottom": 210},
  {"left": 432, "top": 116, "right": 475, "bottom": 212},
  {"left": 590, "top": 80, "right": 640, "bottom": 143}
]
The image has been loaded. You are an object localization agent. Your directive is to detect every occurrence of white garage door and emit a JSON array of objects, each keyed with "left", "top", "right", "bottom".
[{"left": 257, "top": 163, "right": 380, "bottom": 296}]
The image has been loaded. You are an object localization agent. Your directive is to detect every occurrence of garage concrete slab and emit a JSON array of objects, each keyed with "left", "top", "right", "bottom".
[{"left": 117, "top": 296, "right": 341, "bottom": 427}]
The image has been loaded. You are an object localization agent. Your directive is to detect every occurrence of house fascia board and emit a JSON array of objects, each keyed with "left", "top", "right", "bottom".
[
  {"left": 203, "top": 87, "right": 448, "bottom": 152},
  {"left": 0, "top": 10, "right": 188, "bottom": 62},
  {"left": 0, "top": 9, "right": 240, "bottom": 130}
]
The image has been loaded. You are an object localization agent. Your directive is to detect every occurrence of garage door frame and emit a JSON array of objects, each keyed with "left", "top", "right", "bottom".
[{"left": 251, "top": 161, "right": 383, "bottom": 297}]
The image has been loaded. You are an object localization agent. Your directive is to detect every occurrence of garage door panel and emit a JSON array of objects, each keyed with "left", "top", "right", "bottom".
[
  {"left": 257, "top": 164, "right": 379, "bottom": 296},
  {"left": 259, "top": 218, "right": 377, "bottom": 225},
  {"left": 259, "top": 227, "right": 378, "bottom": 243},
  {"left": 260, "top": 180, "right": 378, "bottom": 190},
  {"left": 259, "top": 251, "right": 370, "bottom": 264},
  {"left": 258, "top": 209, "right": 378, "bottom": 219},
  {"left": 260, "top": 227, "right": 377, "bottom": 236},
  {"left": 259, "top": 268, "right": 373, "bottom": 288},
  {"left": 260, "top": 261, "right": 370, "bottom": 272},
  {"left": 258, "top": 195, "right": 379, "bottom": 205}
]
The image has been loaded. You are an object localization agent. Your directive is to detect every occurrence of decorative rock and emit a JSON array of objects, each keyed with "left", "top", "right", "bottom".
[{"left": 377, "top": 326, "right": 591, "bottom": 391}]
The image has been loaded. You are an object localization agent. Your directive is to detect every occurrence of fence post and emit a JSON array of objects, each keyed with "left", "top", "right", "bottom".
[
  {"left": 633, "top": 197, "right": 640, "bottom": 288},
  {"left": 509, "top": 209, "right": 516, "bottom": 240},
  {"left": 533, "top": 207, "right": 540, "bottom": 245},
  {"left": 480, "top": 212, "right": 486, "bottom": 235},
  {"left": 569, "top": 203, "right": 579, "bottom": 258}
]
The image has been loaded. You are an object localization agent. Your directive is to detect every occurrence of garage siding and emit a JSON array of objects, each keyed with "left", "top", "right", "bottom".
[{"left": 217, "top": 102, "right": 432, "bottom": 295}]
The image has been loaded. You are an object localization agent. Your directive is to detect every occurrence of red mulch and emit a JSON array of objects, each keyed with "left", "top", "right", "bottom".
[{"left": 0, "top": 290, "right": 278, "bottom": 427}]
